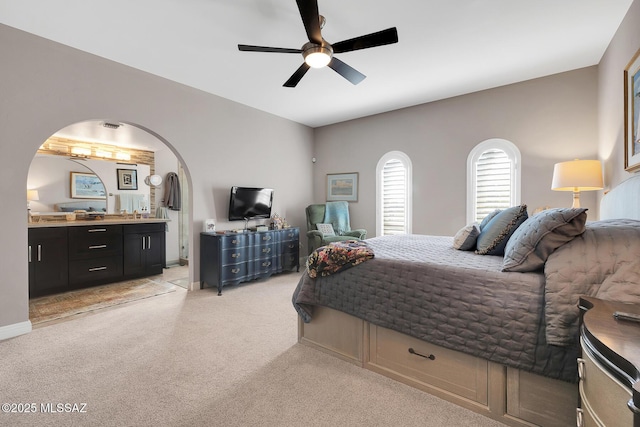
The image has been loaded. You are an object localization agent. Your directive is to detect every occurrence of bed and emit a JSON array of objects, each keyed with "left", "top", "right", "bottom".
[{"left": 292, "top": 174, "right": 640, "bottom": 427}]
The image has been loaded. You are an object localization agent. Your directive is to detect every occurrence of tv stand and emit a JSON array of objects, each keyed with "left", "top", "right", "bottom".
[{"left": 200, "top": 227, "right": 299, "bottom": 295}]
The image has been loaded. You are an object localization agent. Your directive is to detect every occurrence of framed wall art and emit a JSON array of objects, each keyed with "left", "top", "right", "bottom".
[
  {"left": 327, "top": 172, "right": 358, "bottom": 202},
  {"left": 624, "top": 47, "right": 640, "bottom": 172},
  {"left": 70, "top": 172, "right": 106, "bottom": 199},
  {"left": 117, "top": 168, "right": 138, "bottom": 190}
]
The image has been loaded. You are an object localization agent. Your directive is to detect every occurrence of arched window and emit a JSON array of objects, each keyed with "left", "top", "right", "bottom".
[
  {"left": 376, "top": 151, "right": 412, "bottom": 236},
  {"left": 467, "top": 139, "right": 521, "bottom": 224}
]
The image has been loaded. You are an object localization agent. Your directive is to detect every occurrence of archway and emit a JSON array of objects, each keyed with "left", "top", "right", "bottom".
[{"left": 26, "top": 119, "right": 194, "bottom": 309}]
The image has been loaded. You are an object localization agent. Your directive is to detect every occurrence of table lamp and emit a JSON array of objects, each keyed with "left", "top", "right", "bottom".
[{"left": 551, "top": 159, "right": 603, "bottom": 208}]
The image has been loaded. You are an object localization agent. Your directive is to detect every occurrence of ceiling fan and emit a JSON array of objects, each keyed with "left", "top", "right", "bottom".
[{"left": 238, "top": 0, "right": 398, "bottom": 88}]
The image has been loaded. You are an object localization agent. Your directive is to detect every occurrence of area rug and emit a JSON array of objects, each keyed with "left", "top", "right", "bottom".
[
  {"left": 169, "top": 277, "right": 190, "bottom": 289},
  {"left": 29, "top": 278, "right": 176, "bottom": 325}
]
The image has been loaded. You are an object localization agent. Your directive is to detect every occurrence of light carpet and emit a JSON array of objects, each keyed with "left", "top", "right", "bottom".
[{"left": 3, "top": 271, "right": 506, "bottom": 427}]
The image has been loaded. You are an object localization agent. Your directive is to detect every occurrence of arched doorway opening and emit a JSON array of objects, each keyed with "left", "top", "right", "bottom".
[{"left": 26, "top": 119, "right": 193, "bottom": 318}]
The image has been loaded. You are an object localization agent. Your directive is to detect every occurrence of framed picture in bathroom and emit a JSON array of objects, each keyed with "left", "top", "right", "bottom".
[
  {"left": 117, "top": 168, "right": 138, "bottom": 190},
  {"left": 70, "top": 172, "right": 106, "bottom": 199}
]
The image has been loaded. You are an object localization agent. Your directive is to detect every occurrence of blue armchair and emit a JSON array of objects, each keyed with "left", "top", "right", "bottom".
[{"left": 305, "top": 201, "right": 367, "bottom": 254}]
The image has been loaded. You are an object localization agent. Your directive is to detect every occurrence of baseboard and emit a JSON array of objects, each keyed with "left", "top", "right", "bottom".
[{"left": 0, "top": 320, "right": 32, "bottom": 341}]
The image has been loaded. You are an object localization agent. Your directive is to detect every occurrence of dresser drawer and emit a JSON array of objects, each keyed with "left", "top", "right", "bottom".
[
  {"left": 220, "top": 234, "right": 247, "bottom": 248},
  {"left": 68, "top": 225, "right": 122, "bottom": 259},
  {"left": 281, "top": 228, "right": 299, "bottom": 241},
  {"left": 367, "top": 324, "right": 488, "bottom": 404},
  {"left": 68, "top": 256, "right": 123, "bottom": 286},
  {"left": 252, "top": 258, "right": 275, "bottom": 276},
  {"left": 579, "top": 338, "right": 633, "bottom": 427},
  {"left": 222, "top": 247, "right": 247, "bottom": 264},
  {"left": 282, "top": 252, "right": 299, "bottom": 269},
  {"left": 252, "top": 242, "right": 275, "bottom": 259},
  {"left": 220, "top": 263, "right": 247, "bottom": 284}
]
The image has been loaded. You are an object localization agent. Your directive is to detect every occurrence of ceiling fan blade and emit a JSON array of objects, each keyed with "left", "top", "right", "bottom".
[
  {"left": 238, "top": 44, "right": 302, "bottom": 54},
  {"left": 332, "top": 27, "right": 398, "bottom": 54},
  {"left": 328, "top": 57, "right": 366, "bottom": 85},
  {"left": 284, "top": 63, "right": 311, "bottom": 88},
  {"left": 296, "top": 0, "right": 322, "bottom": 45}
]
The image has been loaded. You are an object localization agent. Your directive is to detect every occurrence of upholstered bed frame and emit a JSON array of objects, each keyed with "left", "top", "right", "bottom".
[{"left": 297, "top": 174, "right": 640, "bottom": 427}]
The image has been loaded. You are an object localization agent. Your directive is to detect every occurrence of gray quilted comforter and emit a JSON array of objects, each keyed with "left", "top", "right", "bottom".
[
  {"left": 544, "top": 219, "right": 640, "bottom": 346},
  {"left": 293, "top": 234, "right": 578, "bottom": 382}
]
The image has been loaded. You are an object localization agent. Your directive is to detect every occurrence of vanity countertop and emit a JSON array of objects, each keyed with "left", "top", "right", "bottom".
[{"left": 28, "top": 218, "right": 169, "bottom": 228}]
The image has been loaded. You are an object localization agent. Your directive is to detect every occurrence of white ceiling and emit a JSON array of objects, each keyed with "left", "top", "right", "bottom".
[{"left": 0, "top": 0, "right": 633, "bottom": 147}]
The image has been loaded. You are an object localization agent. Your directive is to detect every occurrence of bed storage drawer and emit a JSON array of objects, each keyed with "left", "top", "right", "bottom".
[{"left": 366, "top": 324, "right": 488, "bottom": 405}]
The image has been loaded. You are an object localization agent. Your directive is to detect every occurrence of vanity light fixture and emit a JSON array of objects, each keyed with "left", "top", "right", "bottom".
[
  {"left": 70, "top": 146, "right": 91, "bottom": 157},
  {"left": 95, "top": 149, "right": 113, "bottom": 159},
  {"left": 115, "top": 152, "right": 131, "bottom": 161}
]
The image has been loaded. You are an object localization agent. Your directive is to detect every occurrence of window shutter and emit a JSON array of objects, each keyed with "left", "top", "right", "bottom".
[
  {"left": 382, "top": 159, "right": 406, "bottom": 235},
  {"left": 475, "top": 149, "right": 511, "bottom": 222}
]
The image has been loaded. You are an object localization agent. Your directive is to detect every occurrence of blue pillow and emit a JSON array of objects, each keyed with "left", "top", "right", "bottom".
[{"left": 476, "top": 205, "right": 528, "bottom": 256}]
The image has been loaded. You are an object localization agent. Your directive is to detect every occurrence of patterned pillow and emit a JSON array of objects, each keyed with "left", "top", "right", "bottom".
[
  {"left": 502, "top": 208, "right": 587, "bottom": 272},
  {"left": 452, "top": 224, "right": 481, "bottom": 251},
  {"left": 476, "top": 205, "right": 528, "bottom": 256}
]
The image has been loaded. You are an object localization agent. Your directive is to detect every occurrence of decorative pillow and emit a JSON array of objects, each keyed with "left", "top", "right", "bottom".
[
  {"left": 316, "top": 223, "right": 336, "bottom": 236},
  {"left": 476, "top": 205, "right": 528, "bottom": 256},
  {"left": 452, "top": 224, "right": 481, "bottom": 251},
  {"left": 502, "top": 208, "right": 587, "bottom": 272},
  {"left": 478, "top": 209, "right": 501, "bottom": 231}
]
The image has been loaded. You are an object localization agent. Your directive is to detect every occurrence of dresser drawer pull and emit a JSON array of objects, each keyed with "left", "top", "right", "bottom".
[
  {"left": 262, "top": 247, "right": 271, "bottom": 253},
  {"left": 262, "top": 261, "right": 271, "bottom": 267},
  {"left": 575, "top": 408, "right": 583, "bottom": 427},
  {"left": 408, "top": 347, "right": 435, "bottom": 360},
  {"left": 231, "top": 268, "right": 240, "bottom": 274},
  {"left": 262, "top": 235, "right": 272, "bottom": 241},
  {"left": 231, "top": 239, "right": 238, "bottom": 244},
  {"left": 88, "top": 228, "right": 107, "bottom": 233},
  {"left": 88, "top": 266, "right": 107, "bottom": 272},
  {"left": 577, "top": 358, "right": 585, "bottom": 380},
  {"left": 89, "top": 244, "right": 107, "bottom": 249},
  {"left": 231, "top": 252, "right": 241, "bottom": 258},
  {"left": 288, "top": 244, "right": 296, "bottom": 249}
]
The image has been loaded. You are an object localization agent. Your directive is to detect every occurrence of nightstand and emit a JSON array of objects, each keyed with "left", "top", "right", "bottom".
[{"left": 578, "top": 297, "right": 640, "bottom": 426}]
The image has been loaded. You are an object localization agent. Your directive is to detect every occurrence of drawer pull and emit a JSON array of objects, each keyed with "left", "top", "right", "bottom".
[
  {"left": 262, "top": 247, "right": 271, "bottom": 253},
  {"left": 576, "top": 408, "right": 583, "bottom": 427},
  {"left": 577, "top": 358, "right": 585, "bottom": 380},
  {"left": 88, "top": 228, "right": 107, "bottom": 233},
  {"left": 231, "top": 252, "right": 241, "bottom": 258},
  {"left": 88, "top": 266, "right": 107, "bottom": 272},
  {"left": 231, "top": 268, "right": 240, "bottom": 274},
  {"left": 89, "top": 244, "right": 107, "bottom": 249},
  {"left": 263, "top": 235, "right": 272, "bottom": 241},
  {"left": 408, "top": 347, "right": 435, "bottom": 360},
  {"left": 288, "top": 244, "right": 296, "bottom": 249},
  {"left": 262, "top": 261, "right": 271, "bottom": 267},
  {"left": 231, "top": 239, "right": 238, "bottom": 244}
]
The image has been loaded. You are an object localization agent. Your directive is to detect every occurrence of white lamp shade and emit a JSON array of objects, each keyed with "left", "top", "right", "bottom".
[
  {"left": 27, "top": 189, "right": 40, "bottom": 201},
  {"left": 551, "top": 160, "right": 603, "bottom": 191}
]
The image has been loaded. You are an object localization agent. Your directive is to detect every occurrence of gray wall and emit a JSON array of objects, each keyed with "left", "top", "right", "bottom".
[
  {"left": 598, "top": 0, "right": 640, "bottom": 190},
  {"left": 314, "top": 67, "right": 600, "bottom": 237},
  {"left": 0, "top": 24, "right": 314, "bottom": 330}
]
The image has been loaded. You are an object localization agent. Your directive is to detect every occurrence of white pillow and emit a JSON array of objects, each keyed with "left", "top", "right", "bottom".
[
  {"left": 316, "top": 223, "right": 336, "bottom": 236},
  {"left": 452, "top": 224, "right": 480, "bottom": 251}
]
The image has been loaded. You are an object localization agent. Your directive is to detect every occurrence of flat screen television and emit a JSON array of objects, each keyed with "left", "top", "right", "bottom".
[{"left": 228, "top": 186, "right": 274, "bottom": 221}]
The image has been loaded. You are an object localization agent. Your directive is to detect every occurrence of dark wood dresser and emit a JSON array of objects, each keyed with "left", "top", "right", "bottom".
[
  {"left": 578, "top": 296, "right": 640, "bottom": 426},
  {"left": 200, "top": 227, "right": 300, "bottom": 295}
]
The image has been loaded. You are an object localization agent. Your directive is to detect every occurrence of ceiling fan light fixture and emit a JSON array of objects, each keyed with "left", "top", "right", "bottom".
[{"left": 303, "top": 44, "right": 332, "bottom": 68}]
